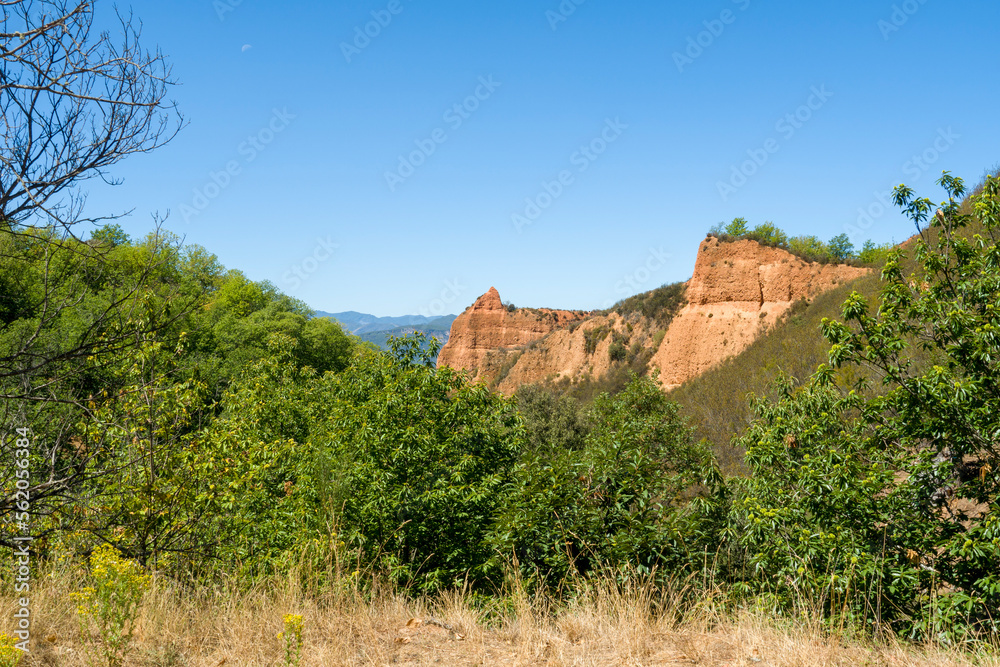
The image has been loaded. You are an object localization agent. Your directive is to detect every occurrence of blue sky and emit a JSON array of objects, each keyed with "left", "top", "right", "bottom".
[{"left": 85, "top": 0, "right": 1000, "bottom": 316}]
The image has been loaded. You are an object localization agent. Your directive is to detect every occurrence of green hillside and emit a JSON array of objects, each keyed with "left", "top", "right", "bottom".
[{"left": 669, "top": 272, "right": 881, "bottom": 474}]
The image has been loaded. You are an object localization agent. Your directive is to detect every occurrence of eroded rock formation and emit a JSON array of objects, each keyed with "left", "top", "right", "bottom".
[
  {"left": 650, "top": 236, "right": 869, "bottom": 389},
  {"left": 437, "top": 238, "right": 871, "bottom": 393},
  {"left": 435, "top": 287, "right": 589, "bottom": 377}
]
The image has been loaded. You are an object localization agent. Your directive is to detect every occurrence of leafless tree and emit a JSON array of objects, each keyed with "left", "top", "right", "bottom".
[{"left": 0, "top": 0, "right": 183, "bottom": 235}]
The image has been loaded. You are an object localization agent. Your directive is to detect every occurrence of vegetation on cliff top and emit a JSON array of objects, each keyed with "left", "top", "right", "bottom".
[{"left": 709, "top": 217, "right": 895, "bottom": 267}]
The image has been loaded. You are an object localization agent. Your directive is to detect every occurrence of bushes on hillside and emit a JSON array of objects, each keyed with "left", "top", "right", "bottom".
[
  {"left": 185, "top": 352, "right": 729, "bottom": 595},
  {"left": 491, "top": 374, "right": 726, "bottom": 588},
  {"left": 197, "top": 333, "right": 524, "bottom": 591},
  {"left": 709, "top": 219, "right": 891, "bottom": 266},
  {"left": 734, "top": 173, "right": 1000, "bottom": 640},
  {"left": 514, "top": 384, "right": 589, "bottom": 455},
  {"left": 15, "top": 168, "right": 1000, "bottom": 646},
  {"left": 857, "top": 239, "right": 894, "bottom": 265},
  {"left": 611, "top": 281, "right": 686, "bottom": 327}
]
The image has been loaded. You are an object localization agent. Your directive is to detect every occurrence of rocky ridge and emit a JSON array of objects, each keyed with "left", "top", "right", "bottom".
[{"left": 437, "top": 237, "right": 871, "bottom": 393}]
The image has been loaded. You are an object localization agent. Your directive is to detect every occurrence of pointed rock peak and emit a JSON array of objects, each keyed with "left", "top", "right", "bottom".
[{"left": 472, "top": 287, "right": 505, "bottom": 311}]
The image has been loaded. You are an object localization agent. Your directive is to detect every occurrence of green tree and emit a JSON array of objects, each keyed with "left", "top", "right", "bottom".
[
  {"left": 199, "top": 333, "right": 523, "bottom": 590},
  {"left": 89, "top": 224, "right": 131, "bottom": 248},
  {"left": 0, "top": 230, "right": 202, "bottom": 547},
  {"left": 514, "top": 384, "right": 589, "bottom": 455},
  {"left": 857, "top": 239, "right": 893, "bottom": 266},
  {"left": 827, "top": 233, "right": 855, "bottom": 261},
  {"left": 321, "top": 334, "right": 523, "bottom": 590},
  {"left": 736, "top": 172, "right": 1000, "bottom": 639},
  {"left": 724, "top": 217, "right": 750, "bottom": 237},
  {"left": 748, "top": 222, "right": 788, "bottom": 247},
  {"left": 788, "top": 235, "right": 831, "bottom": 261},
  {"left": 76, "top": 334, "right": 211, "bottom": 569},
  {"left": 492, "top": 374, "right": 725, "bottom": 587},
  {"left": 193, "top": 335, "right": 323, "bottom": 571},
  {"left": 184, "top": 271, "right": 355, "bottom": 396}
]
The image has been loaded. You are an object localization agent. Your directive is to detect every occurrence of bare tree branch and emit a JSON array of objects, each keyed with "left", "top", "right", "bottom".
[{"left": 0, "top": 0, "right": 184, "bottom": 235}]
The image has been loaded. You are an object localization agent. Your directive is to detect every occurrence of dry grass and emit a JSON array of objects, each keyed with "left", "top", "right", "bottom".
[{"left": 4, "top": 563, "right": 999, "bottom": 667}]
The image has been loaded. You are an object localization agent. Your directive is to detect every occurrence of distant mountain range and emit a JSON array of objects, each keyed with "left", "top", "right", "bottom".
[{"left": 314, "top": 310, "right": 457, "bottom": 353}]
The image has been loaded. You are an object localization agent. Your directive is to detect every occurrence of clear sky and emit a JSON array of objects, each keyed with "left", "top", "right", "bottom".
[{"left": 85, "top": 0, "right": 1000, "bottom": 316}]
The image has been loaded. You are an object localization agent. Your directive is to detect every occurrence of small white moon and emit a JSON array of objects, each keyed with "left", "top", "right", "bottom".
[{"left": 241, "top": 44, "right": 252, "bottom": 52}]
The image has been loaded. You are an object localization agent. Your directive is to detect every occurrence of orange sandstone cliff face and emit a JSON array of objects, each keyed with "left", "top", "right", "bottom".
[
  {"left": 650, "top": 236, "right": 869, "bottom": 389},
  {"left": 435, "top": 287, "right": 590, "bottom": 377},
  {"left": 437, "top": 238, "right": 871, "bottom": 393}
]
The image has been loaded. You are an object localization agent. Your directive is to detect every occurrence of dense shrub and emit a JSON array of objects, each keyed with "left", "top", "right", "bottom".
[
  {"left": 583, "top": 324, "right": 610, "bottom": 355},
  {"left": 734, "top": 173, "right": 1000, "bottom": 640},
  {"left": 203, "top": 334, "right": 525, "bottom": 591},
  {"left": 490, "top": 374, "right": 726, "bottom": 587},
  {"left": 514, "top": 384, "right": 589, "bottom": 455},
  {"left": 611, "top": 282, "right": 686, "bottom": 327},
  {"left": 787, "top": 234, "right": 829, "bottom": 259},
  {"left": 857, "top": 239, "right": 894, "bottom": 265},
  {"left": 709, "top": 219, "right": 886, "bottom": 267},
  {"left": 745, "top": 221, "right": 788, "bottom": 248}
]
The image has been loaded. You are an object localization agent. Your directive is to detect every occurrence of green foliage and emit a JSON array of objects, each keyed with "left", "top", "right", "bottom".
[
  {"left": 513, "top": 384, "right": 589, "bottom": 455},
  {"left": 787, "top": 235, "right": 830, "bottom": 260},
  {"left": 828, "top": 233, "right": 855, "bottom": 261},
  {"left": 189, "top": 335, "right": 326, "bottom": 571},
  {"left": 858, "top": 239, "right": 894, "bottom": 266},
  {"left": 491, "top": 375, "right": 726, "bottom": 588},
  {"left": 0, "top": 225, "right": 358, "bottom": 575},
  {"left": 708, "top": 221, "right": 888, "bottom": 267},
  {"left": 607, "top": 331, "right": 630, "bottom": 364},
  {"left": 89, "top": 224, "right": 131, "bottom": 248},
  {"left": 724, "top": 217, "right": 750, "bottom": 236},
  {"left": 583, "top": 325, "right": 610, "bottom": 355},
  {"left": 611, "top": 282, "right": 686, "bottom": 327},
  {"left": 201, "top": 333, "right": 524, "bottom": 591},
  {"left": 187, "top": 271, "right": 354, "bottom": 395},
  {"left": 321, "top": 334, "right": 523, "bottom": 590},
  {"left": 735, "top": 378, "right": 915, "bottom": 629},
  {"left": 746, "top": 221, "right": 788, "bottom": 248},
  {"left": 736, "top": 173, "right": 1000, "bottom": 640},
  {"left": 77, "top": 334, "right": 210, "bottom": 569}
]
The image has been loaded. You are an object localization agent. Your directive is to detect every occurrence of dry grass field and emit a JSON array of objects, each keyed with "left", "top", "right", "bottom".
[{"left": 6, "top": 563, "right": 998, "bottom": 667}]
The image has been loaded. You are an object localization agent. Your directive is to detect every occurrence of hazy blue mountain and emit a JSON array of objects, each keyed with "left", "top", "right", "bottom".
[
  {"left": 314, "top": 311, "right": 453, "bottom": 335},
  {"left": 314, "top": 311, "right": 457, "bottom": 354}
]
